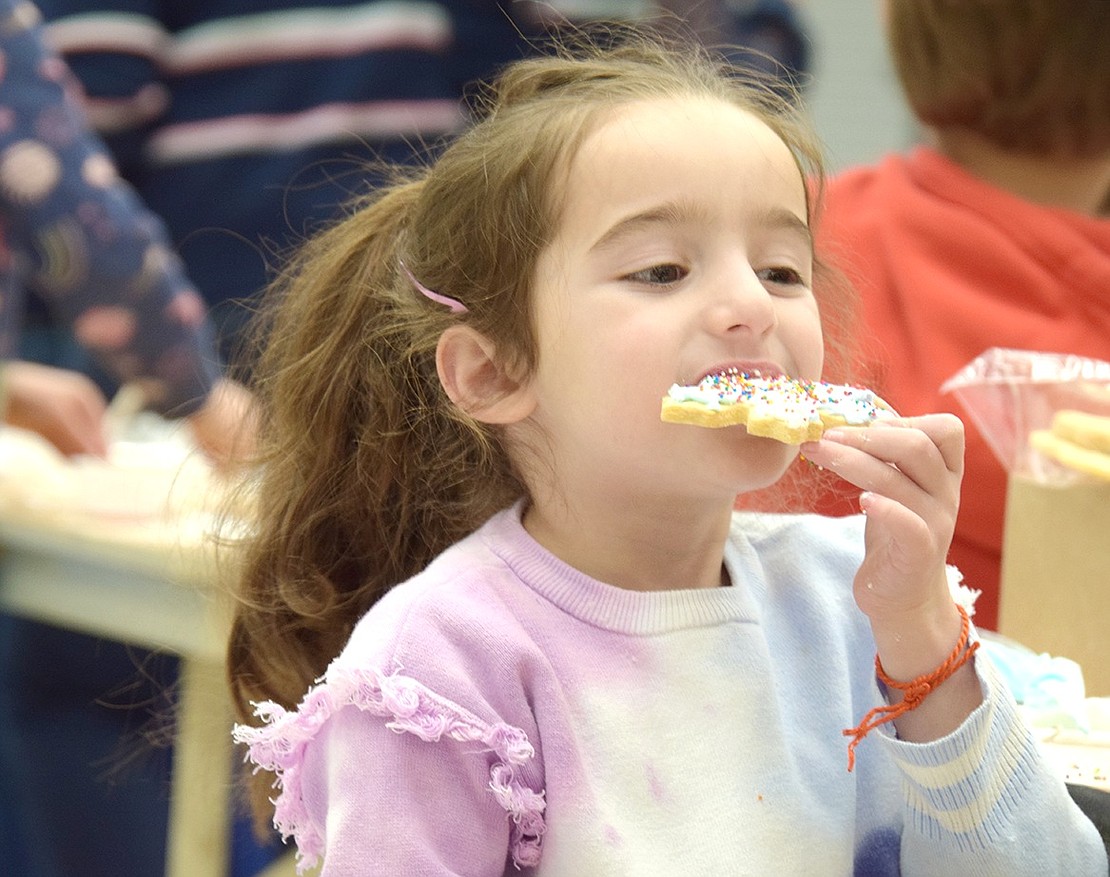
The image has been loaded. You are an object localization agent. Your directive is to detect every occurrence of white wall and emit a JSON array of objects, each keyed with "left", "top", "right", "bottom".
[{"left": 801, "top": 0, "right": 918, "bottom": 172}]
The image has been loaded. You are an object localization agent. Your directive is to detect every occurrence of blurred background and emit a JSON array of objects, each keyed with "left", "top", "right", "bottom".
[{"left": 806, "top": 0, "right": 917, "bottom": 172}]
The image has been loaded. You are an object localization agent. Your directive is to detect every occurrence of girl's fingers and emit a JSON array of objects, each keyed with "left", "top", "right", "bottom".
[
  {"left": 803, "top": 415, "right": 963, "bottom": 498},
  {"left": 871, "top": 414, "right": 964, "bottom": 479},
  {"left": 801, "top": 414, "right": 965, "bottom": 622}
]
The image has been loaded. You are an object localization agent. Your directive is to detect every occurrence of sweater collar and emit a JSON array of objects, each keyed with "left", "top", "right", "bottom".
[{"left": 477, "top": 502, "right": 762, "bottom": 636}]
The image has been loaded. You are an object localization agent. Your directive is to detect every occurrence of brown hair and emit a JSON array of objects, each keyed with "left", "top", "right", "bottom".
[
  {"left": 886, "top": 0, "right": 1110, "bottom": 157},
  {"left": 226, "top": 26, "right": 843, "bottom": 819}
]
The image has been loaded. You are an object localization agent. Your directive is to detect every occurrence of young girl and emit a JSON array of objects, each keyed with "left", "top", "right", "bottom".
[{"left": 228, "top": 32, "right": 1106, "bottom": 876}]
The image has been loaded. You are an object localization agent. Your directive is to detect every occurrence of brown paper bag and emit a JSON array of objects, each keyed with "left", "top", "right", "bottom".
[{"left": 999, "top": 474, "right": 1110, "bottom": 696}]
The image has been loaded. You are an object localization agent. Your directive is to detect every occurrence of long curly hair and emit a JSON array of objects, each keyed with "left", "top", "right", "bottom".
[{"left": 225, "top": 25, "right": 844, "bottom": 821}]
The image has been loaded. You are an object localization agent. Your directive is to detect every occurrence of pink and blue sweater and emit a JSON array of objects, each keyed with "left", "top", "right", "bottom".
[{"left": 235, "top": 505, "right": 1107, "bottom": 875}]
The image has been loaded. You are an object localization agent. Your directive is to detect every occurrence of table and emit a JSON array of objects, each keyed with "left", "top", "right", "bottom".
[
  {"left": 0, "top": 510, "right": 236, "bottom": 876},
  {"left": 0, "top": 418, "right": 307, "bottom": 876}
]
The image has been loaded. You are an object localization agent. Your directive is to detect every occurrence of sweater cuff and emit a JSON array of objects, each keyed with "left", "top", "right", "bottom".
[{"left": 880, "top": 656, "right": 1039, "bottom": 846}]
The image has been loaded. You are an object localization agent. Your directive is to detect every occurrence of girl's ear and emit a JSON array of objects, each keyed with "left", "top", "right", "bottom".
[{"left": 436, "top": 325, "right": 535, "bottom": 424}]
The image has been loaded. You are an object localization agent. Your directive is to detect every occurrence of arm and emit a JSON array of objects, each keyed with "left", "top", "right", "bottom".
[
  {"left": 803, "top": 415, "right": 1108, "bottom": 874},
  {"left": 309, "top": 705, "right": 516, "bottom": 876},
  {"left": 0, "top": 1, "right": 254, "bottom": 465},
  {"left": 889, "top": 657, "right": 1108, "bottom": 876},
  {"left": 802, "top": 414, "right": 981, "bottom": 740},
  {"left": 236, "top": 665, "right": 543, "bottom": 876}
]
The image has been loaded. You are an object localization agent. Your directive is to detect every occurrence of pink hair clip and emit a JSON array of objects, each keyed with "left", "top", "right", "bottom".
[{"left": 400, "top": 261, "right": 468, "bottom": 314}]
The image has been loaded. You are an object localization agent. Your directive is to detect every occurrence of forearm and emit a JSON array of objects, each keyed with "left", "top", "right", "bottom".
[{"left": 0, "top": 3, "right": 223, "bottom": 414}]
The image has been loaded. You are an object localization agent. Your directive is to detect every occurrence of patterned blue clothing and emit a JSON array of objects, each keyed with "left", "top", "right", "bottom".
[
  {"left": 0, "top": 0, "right": 220, "bottom": 414},
  {"left": 0, "top": 9, "right": 248, "bottom": 877}
]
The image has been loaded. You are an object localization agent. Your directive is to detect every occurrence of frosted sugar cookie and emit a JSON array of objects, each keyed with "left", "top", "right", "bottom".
[{"left": 661, "top": 369, "right": 895, "bottom": 445}]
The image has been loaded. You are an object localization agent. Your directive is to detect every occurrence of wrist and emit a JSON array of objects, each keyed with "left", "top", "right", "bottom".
[
  {"left": 844, "top": 603, "right": 980, "bottom": 770},
  {"left": 870, "top": 598, "right": 966, "bottom": 682}
]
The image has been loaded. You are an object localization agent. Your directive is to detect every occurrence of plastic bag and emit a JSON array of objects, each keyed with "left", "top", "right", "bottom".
[{"left": 941, "top": 347, "right": 1110, "bottom": 482}]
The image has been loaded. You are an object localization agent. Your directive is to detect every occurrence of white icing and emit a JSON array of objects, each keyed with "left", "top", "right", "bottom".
[{"left": 665, "top": 374, "right": 890, "bottom": 426}]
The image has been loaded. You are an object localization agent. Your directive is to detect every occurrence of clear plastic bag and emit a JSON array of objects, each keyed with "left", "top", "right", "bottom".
[{"left": 941, "top": 347, "right": 1110, "bottom": 482}]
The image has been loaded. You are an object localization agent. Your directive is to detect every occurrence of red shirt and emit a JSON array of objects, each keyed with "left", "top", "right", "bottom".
[{"left": 815, "top": 147, "right": 1110, "bottom": 629}]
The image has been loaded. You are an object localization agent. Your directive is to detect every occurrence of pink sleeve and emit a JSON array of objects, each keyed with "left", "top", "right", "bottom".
[{"left": 234, "top": 666, "right": 546, "bottom": 875}]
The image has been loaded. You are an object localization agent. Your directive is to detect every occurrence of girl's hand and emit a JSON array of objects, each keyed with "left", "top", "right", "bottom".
[
  {"left": 801, "top": 414, "right": 963, "bottom": 625},
  {"left": 801, "top": 414, "right": 982, "bottom": 743}
]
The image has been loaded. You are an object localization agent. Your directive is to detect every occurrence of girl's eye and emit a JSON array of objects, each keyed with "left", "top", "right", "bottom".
[
  {"left": 759, "top": 266, "right": 807, "bottom": 288},
  {"left": 625, "top": 263, "right": 687, "bottom": 286}
]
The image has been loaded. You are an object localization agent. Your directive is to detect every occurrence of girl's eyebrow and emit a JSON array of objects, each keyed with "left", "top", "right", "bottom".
[
  {"left": 588, "top": 200, "right": 712, "bottom": 253},
  {"left": 588, "top": 202, "right": 813, "bottom": 253},
  {"left": 758, "top": 207, "right": 814, "bottom": 251}
]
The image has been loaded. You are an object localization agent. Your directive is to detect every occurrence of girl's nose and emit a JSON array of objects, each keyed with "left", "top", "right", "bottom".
[{"left": 705, "top": 263, "right": 777, "bottom": 338}]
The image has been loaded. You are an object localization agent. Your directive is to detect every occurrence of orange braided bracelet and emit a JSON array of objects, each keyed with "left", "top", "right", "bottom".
[{"left": 843, "top": 604, "right": 979, "bottom": 772}]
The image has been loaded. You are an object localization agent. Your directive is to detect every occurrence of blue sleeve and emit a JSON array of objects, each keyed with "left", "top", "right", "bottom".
[
  {"left": 0, "top": 0, "right": 220, "bottom": 414},
  {"left": 884, "top": 657, "right": 1108, "bottom": 876}
]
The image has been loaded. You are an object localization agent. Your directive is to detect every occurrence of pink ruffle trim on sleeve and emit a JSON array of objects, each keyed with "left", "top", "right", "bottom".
[{"left": 232, "top": 666, "right": 546, "bottom": 874}]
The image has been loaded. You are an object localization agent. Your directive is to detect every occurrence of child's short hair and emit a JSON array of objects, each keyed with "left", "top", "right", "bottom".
[{"left": 886, "top": 0, "right": 1110, "bottom": 157}]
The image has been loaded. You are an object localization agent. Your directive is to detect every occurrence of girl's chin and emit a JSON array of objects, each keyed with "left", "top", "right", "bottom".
[
  {"left": 656, "top": 427, "right": 799, "bottom": 492},
  {"left": 726, "top": 440, "right": 799, "bottom": 489}
]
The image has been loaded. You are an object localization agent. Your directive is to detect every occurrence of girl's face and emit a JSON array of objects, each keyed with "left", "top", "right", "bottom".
[{"left": 519, "top": 96, "right": 823, "bottom": 506}]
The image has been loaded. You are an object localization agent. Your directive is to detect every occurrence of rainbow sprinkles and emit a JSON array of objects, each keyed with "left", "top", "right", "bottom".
[{"left": 661, "top": 369, "right": 896, "bottom": 445}]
